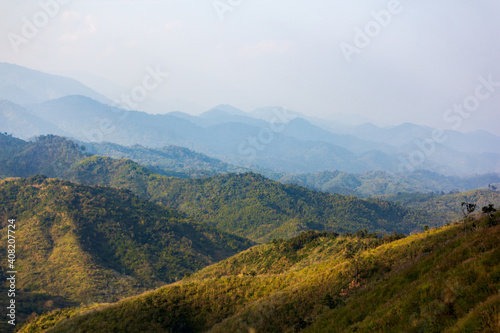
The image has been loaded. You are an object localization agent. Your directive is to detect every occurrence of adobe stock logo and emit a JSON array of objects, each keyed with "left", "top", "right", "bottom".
[
  {"left": 398, "top": 75, "right": 499, "bottom": 173},
  {"left": 82, "top": 65, "right": 169, "bottom": 143},
  {"left": 237, "top": 107, "right": 295, "bottom": 161},
  {"left": 113, "top": 65, "right": 169, "bottom": 110},
  {"left": 7, "top": 0, "right": 71, "bottom": 54},
  {"left": 340, "top": 0, "right": 403, "bottom": 63},
  {"left": 213, "top": 0, "right": 245, "bottom": 21},
  {"left": 442, "top": 75, "right": 499, "bottom": 130}
]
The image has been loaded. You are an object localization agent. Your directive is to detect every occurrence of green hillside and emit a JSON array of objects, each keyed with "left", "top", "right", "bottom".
[
  {"left": 0, "top": 176, "right": 252, "bottom": 327},
  {"left": 83, "top": 142, "right": 249, "bottom": 178},
  {"left": 66, "top": 156, "right": 432, "bottom": 242},
  {"left": 0, "top": 134, "right": 88, "bottom": 179},
  {"left": 20, "top": 213, "right": 500, "bottom": 332},
  {"left": 378, "top": 189, "right": 500, "bottom": 222},
  {"left": 0, "top": 134, "right": 433, "bottom": 243}
]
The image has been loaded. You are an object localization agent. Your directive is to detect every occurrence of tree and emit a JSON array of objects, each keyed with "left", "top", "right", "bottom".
[
  {"left": 482, "top": 204, "right": 497, "bottom": 218},
  {"left": 461, "top": 202, "right": 476, "bottom": 237}
]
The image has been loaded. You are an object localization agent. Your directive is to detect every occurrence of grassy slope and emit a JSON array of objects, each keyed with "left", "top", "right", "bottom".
[
  {"left": 0, "top": 176, "right": 252, "bottom": 327},
  {"left": 20, "top": 214, "right": 499, "bottom": 332},
  {"left": 66, "top": 156, "right": 432, "bottom": 242}
]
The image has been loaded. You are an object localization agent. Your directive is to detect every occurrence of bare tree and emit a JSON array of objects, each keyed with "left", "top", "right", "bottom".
[{"left": 461, "top": 202, "right": 477, "bottom": 237}]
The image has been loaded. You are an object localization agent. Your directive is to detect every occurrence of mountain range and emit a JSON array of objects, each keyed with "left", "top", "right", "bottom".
[
  {"left": 2, "top": 133, "right": 499, "bottom": 234},
  {"left": 0, "top": 63, "right": 111, "bottom": 106},
  {"left": 1, "top": 63, "right": 500, "bottom": 175},
  {"left": 277, "top": 169, "right": 500, "bottom": 198},
  {"left": 1, "top": 62, "right": 499, "bottom": 332},
  {"left": 0, "top": 134, "right": 434, "bottom": 243},
  {"left": 0, "top": 132, "right": 451, "bottom": 330}
]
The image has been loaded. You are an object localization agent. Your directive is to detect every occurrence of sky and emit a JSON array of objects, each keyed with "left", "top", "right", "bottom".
[{"left": 1, "top": 0, "right": 500, "bottom": 134}]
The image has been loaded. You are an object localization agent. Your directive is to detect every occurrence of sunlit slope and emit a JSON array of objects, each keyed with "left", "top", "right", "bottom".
[{"left": 20, "top": 214, "right": 499, "bottom": 332}]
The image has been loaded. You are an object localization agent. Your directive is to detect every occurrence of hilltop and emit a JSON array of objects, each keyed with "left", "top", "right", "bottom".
[
  {"left": 4, "top": 133, "right": 498, "bottom": 199},
  {"left": 0, "top": 176, "right": 252, "bottom": 327},
  {"left": 20, "top": 212, "right": 500, "bottom": 332},
  {"left": 0, "top": 134, "right": 88, "bottom": 179}
]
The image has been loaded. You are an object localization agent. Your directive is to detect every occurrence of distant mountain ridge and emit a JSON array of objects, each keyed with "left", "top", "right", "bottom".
[
  {"left": 1, "top": 62, "right": 500, "bottom": 175},
  {"left": 0, "top": 99, "right": 68, "bottom": 139},
  {"left": 277, "top": 169, "right": 500, "bottom": 198},
  {"left": 0, "top": 62, "right": 112, "bottom": 105},
  {"left": 2, "top": 94, "right": 499, "bottom": 175},
  {"left": 377, "top": 189, "right": 500, "bottom": 222},
  {"left": 82, "top": 141, "right": 250, "bottom": 178},
  {"left": 6, "top": 132, "right": 493, "bottom": 199},
  {"left": 345, "top": 122, "right": 500, "bottom": 154}
]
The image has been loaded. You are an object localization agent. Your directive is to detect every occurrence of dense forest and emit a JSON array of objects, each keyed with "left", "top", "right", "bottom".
[
  {"left": 0, "top": 134, "right": 436, "bottom": 243},
  {"left": 3, "top": 133, "right": 499, "bottom": 197},
  {"left": 0, "top": 176, "right": 252, "bottom": 326},
  {"left": 66, "top": 156, "right": 433, "bottom": 242},
  {"left": 0, "top": 134, "right": 88, "bottom": 179}
]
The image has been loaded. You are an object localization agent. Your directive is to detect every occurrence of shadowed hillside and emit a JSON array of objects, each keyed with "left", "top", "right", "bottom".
[{"left": 0, "top": 176, "right": 252, "bottom": 328}]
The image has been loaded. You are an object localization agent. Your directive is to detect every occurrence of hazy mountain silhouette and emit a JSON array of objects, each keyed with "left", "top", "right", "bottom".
[
  {"left": 2, "top": 63, "right": 500, "bottom": 175},
  {"left": 0, "top": 62, "right": 112, "bottom": 105}
]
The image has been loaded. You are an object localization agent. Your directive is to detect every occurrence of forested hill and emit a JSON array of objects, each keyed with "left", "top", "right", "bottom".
[
  {"left": 0, "top": 133, "right": 437, "bottom": 241},
  {"left": 0, "top": 134, "right": 88, "bottom": 178},
  {"left": 66, "top": 156, "right": 433, "bottom": 242},
  {"left": 82, "top": 141, "right": 250, "bottom": 178},
  {"left": 20, "top": 213, "right": 500, "bottom": 332},
  {"left": 0, "top": 176, "right": 252, "bottom": 326}
]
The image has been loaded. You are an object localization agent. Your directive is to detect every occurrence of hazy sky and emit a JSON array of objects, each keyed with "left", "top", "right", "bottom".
[{"left": 1, "top": 0, "right": 500, "bottom": 134}]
